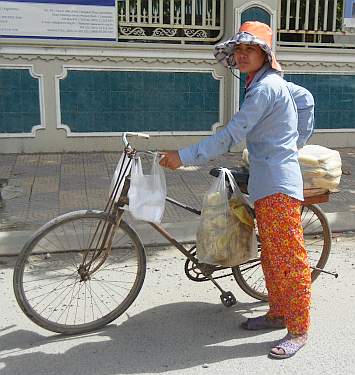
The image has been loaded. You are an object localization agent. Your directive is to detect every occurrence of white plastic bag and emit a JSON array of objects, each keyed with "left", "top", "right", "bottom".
[
  {"left": 196, "top": 168, "right": 257, "bottom": 267},
  {"left": 299, "top": 145, "right": 342, "bottom": 193},
  {"left": 298, "top": 145, "right": 341, "bottom": 168},
  {"left": 243, "top": 145, "right": 342, "bottom": 195},
  {"left": 128, "top": 153, "right": 166, "bottom": 223}
]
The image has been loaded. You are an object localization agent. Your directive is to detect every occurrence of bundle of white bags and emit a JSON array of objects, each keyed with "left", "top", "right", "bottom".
[
  {"left": 242, "top": 145, "right": 342, "bottom": 196},
  {"left": 298, "top": 145, "right": 342, "bottom": 196}
]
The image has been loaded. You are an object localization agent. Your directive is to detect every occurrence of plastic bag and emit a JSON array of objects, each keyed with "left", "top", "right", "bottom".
[
  {"left": 298, "top": 145, "right": 341, "bottom": 168},
  {"left": 301, "top": 166, "right": 342, "bottom": 179},
  {"left": 303, "top": 175, "right": 341, "bottom": 191},
  {"left": 128, "top": 153, "right": 166, "bottom": 223},
  {"left": 196, "top": 168, "right": 257, "bottom": 267},
  {"left": 243, "top": 145, "right": 342, "bottom": 195},
  {"left": 299, "top": 145, "right": 342, "bottom": 193}
]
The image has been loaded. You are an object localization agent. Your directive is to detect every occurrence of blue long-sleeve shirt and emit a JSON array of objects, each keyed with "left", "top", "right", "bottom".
[
  {"left": 287, "top": 81, "right": 314, "bottom": 148},
  {"left": 178, "top": 64, "right": 306, "bottom": 203}
]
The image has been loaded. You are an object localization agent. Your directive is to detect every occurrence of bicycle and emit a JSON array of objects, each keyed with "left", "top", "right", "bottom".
[{"left": 13, "top": 132, "right": 337, "bottom": 335}]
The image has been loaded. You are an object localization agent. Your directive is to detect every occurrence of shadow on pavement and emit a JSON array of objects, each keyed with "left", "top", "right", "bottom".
[{"left": 0, "top": 301, "right": 278, "bottom": 374}]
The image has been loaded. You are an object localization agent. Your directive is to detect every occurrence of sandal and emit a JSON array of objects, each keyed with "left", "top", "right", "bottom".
[
  {"left": 240, "top": 315, "right": 286, "bottom": 331},
  {"left": 269, "top": 333, "right": 307, "bottom": 359}
]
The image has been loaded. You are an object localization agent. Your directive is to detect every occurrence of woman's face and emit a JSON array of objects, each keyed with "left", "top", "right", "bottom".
[{"left": 234, "top": 44, "right": 267, "bottom": 74}]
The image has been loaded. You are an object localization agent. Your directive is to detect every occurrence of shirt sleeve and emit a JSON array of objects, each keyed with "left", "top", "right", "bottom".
[
  {"left": 297, "top": 109, "right": 314, "bottom": 148},
  {"left": 287, "top": 82, "right": 315, "bottom": 148},
  {"left": 178, "top": 87, "right": 271, "bottom": 166}
]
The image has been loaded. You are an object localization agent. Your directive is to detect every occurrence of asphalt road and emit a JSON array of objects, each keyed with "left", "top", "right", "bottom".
[{"left": 0, "top": 233, "right": 354, "bottom": 375}]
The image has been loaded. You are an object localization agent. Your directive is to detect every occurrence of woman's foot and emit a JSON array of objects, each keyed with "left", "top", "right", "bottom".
[
  {"left": 240, "top": 315, "right": 286, "bottom": 330},
  {"left": 269, "top": 332, "right": 308, "bottom": 359}
]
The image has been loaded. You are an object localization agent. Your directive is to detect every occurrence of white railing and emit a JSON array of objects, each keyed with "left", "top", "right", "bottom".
[
  {"left": 117, "top": 0, "right": 224, "bottom": 44},
  {"left": 277, "top": 0, "right": 355, "bottom": 48}
]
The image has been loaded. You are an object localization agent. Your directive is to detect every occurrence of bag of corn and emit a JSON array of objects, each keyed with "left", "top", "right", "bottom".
[{"left": 196, "top": 168, "right": 258, "bottom": 267}]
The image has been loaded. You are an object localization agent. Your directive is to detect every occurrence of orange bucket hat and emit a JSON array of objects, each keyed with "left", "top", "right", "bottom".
[{"left": 214, "top": 21, "right": 282, "bottom": 72}]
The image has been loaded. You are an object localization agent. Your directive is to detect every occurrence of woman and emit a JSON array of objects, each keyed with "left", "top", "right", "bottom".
[{"left": 160, "top": 21, "right": 312, "bottom": 359}]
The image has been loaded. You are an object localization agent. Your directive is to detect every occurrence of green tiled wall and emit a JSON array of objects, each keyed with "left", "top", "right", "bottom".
[
  {"left": 239, "top": 72, "right": 354, "bottom": 130},
  {"left": 285, "top": 74, "right": 355, "bottom": 129},
  {"left": 0, "top": 69, "right": 40, "bottom": 133},
  {"left": 241, "top": 6, "right": 271, "bottom": 25},
  {"left": 60, "top": 70, "right": 220, "bottom": 132}
]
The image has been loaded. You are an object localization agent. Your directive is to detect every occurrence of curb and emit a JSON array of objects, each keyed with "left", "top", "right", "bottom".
[
  {"left": 0, "top": 221, "right": 200, "bottom": 257},
  {"left": 0, "top": 213, "right": 354, "bottom": 257},
  {"left": 326, "top": 212, "right": 355, "bottom": 234}
]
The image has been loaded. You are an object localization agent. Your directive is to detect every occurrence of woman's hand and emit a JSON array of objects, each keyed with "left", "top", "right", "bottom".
[{"left": 159, "top": 151, "right": 183, "bottom": 170}]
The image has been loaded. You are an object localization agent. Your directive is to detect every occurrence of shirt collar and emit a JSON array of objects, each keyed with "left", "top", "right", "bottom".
[
  {"left": 245, "top": 63, "right": 273, "bottom": 91},
  {"left": 246, "top": 72, "right": 257, "bottom": 87}
]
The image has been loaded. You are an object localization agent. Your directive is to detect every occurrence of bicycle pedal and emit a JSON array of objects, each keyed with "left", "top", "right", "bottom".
[{"left": 220, "top": 291, "right": 237, "bottom": 307}]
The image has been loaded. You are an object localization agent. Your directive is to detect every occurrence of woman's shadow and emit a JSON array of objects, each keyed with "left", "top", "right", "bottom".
[{"left": 1, "top": 300, "right": 279, "bottom": 375}]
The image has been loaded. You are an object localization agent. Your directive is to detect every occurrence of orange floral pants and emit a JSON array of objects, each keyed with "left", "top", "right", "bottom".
[{"left": 254, "top": 193, "right": 311, "bottom": 335}]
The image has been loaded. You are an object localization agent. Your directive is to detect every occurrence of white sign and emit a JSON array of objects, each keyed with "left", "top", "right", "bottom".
[
  {"left": 343, "top": 0, "right": 355, "bottom": 29},
  {"left": 0, "top": 0, "right": 117, "bottom": 41}
]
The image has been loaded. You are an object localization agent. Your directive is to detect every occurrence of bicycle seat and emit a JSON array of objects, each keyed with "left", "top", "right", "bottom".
[{"left": 209, "top": 166, "right": 249, "bottom": 193}]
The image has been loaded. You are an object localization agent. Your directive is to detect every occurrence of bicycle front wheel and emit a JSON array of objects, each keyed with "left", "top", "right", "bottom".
[
  {"left": 232, "top": 203, "right": 332, "bottom": 301},
  {"left": 13, "top": 210, "right": 146, "bottom": 335}
]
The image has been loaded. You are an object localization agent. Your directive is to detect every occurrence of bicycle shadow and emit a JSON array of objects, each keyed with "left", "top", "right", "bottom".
[{"left": 0, "top": 300, "right": 280, "bottom": 375}]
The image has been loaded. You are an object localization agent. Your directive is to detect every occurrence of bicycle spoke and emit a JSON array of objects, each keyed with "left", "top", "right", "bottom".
[
  {"left": 25, "top": 276, "right": 78, "bottom": 299},
  {"left": 54, "top": 279, "right": 83, "bottom": 324},
  {"left": 28, "top": 271, "right": 77, "bottom": 308},
  {"left": 84, "top": 285, "right": 87, "bottom": 324},
  {"left": 15, "top": 213, "right": 146, "bottom": 333},
  {"left": 87, "top": 281, "right": 113, "bottom": 314},
  {"left": 62, "top": 224, "right": 86, "bottom": 270},
  {"left": 234, "top": 204, "right": 330, "bottom": 301},
  {"left": 74, "top": 282, "right": 84, "bottom": 325},
  {"left": 239, "top": 260, "right": 261, "bottom": 273},
  {"left": 91, "top": 278, "right": 122, "bottom": 306},
  {"left": 23, "top": 268, "right": 76, "bottom": 283},
  {"left": 39, "top": 274, "right": 80, "bottom": 317},
  {"left": 90, "top": 278, "right": 133, "bottom": 293},
  {"left": 87, "top": 279, "right": 105, "bottom": 317},
  {"left": 242, "top": 266, "right": 263, "bottom": 283}
]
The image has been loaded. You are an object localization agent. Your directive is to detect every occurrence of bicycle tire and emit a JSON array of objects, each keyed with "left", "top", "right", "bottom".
[
  {"left": 232, "top": 203, "right": 332, "bottom": 301},
  {"left": 13, "top": 210, "right": 146, "bottom": 335}
]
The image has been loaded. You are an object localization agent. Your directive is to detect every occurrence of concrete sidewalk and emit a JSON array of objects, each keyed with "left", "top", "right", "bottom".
[{"left": 0, "top": 148, "right": 354, "bottom": 255}]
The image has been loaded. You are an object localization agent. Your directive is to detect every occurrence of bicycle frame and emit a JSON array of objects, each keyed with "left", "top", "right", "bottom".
[
  {"left": 78, "top": 134, "right": 207, "bottom": 278},
  {"left": 115, "top": 178, "right": 225, "bottom": 277},
  {"left": 82, "top": 131, "right": 337, "bottom": 281}
]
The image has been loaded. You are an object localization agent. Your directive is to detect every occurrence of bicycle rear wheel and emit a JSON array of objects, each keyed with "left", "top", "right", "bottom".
[
  {"left": 13, "top": 210, "right": 146, "bottom": 335},
  {"left": 232, "top": 204, "right": 331, "bottom": 301}
]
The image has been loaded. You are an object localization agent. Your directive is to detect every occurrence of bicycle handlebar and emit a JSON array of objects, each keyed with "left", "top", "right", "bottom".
[{"left": 122, "top": 132, "right": 150, "bottom": 148}]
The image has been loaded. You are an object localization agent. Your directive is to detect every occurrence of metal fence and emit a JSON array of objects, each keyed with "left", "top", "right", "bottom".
[
  {"left": 116, "top": 0, "right": 354, "bottom": 48},
  {"left": 117, "top": 0, "right": 224, "bottom": 43},
  {"left": 277, "top": 0, "right": 355, "bottom": 48}
]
